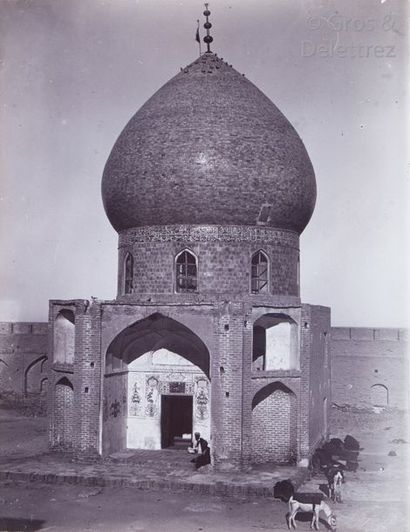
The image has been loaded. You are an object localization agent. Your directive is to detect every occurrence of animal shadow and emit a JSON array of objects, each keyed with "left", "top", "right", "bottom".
[{"left": 285, "top": 512, "right": 334, "bottom": 530}]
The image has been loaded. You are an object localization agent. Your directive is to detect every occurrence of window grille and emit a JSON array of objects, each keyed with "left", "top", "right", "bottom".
[
  {"left": 176, "top": 250, "right": 197, "bottom": 292},
  {"left": 251, "top": 251, "right": 269, "bottom": 294}
]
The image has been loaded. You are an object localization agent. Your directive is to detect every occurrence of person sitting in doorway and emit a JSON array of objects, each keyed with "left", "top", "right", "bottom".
[
  {"left": 187, "top": 432, "right": 201, "bottom": 454},
  {"left": 188, "top": 431, "right": 205, "bottom": 454},
  {"left": 189, "top": 432, "right": 211, "bottom": 469}
]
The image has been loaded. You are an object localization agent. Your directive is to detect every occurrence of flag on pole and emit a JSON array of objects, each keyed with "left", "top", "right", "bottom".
[{"left": 195, "top": 20, "right": 200, "bottom": 43}]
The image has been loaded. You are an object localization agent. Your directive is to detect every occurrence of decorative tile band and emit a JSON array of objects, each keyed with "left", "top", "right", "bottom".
[{"left": 119, "top": 225, "right": 299, "bottom": 247}]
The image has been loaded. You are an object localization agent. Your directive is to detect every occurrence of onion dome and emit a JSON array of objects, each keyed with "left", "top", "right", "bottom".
[{"left": 102, "top": 52, "right": 316, "bottom": 234}]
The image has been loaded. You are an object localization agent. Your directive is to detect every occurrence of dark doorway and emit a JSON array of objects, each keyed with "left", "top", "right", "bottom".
[{"left": 161, "top": 395, "right": 193, "bottom": 449}]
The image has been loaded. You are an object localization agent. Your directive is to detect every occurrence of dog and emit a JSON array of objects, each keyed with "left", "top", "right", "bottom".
[
  {"left": 327, "top": 468, "right": 344, "bottom": 503},
  {"left": 288, "top": 496, "right": 337, "bottom": 530}
]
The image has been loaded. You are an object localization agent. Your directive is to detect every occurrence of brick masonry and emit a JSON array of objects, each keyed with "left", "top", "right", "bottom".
[
  {"left": 101, "top": 53, "right": 316, "bottom": 234},
  {"left": 331, "top": 327, "right": 409, "bottom": 409},
  {"left": 42, "top": 296, "right": 333, "bottom": 466},
  {"left": 117, "top": 225, "right": 300, "bottom": 298},
  {"left": 0, "top": 322, "right": 49, "bottom": 396},
  {"left": 4, "top": 49, "right": 407, "bottom": 469},
  {"left": 5, "top": 318, "right": 407, "bottom": 463}
]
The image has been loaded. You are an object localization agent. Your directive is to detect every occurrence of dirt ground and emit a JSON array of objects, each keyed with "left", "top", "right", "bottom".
[
  {"left": 0, "top": 404, "right": 408, "bottom": 531},
  {"left": 306, "top": 406, "right": 410, "bottom": 531}
]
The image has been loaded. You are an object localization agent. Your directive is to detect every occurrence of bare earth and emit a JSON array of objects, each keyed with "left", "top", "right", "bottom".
[{"left": 0, "top": 405, "right": 408, "bottom": 531}]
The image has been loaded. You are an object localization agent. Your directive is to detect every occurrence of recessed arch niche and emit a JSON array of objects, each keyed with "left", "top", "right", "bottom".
[
  {"left": 252, "top": 313, "right": 299, "bottom": 371},
  {"left": 371, "top": 384, "right": 389, "bottom": 407},
  {"left": 54, "top": 309, "right": 75, "bottom": 364},
  {"left": 251, "top": 381, "right": 297, "bottom": 463},
  {"left": 103, "top": 313, "right": 211, "bottom": 455},
  {"left": 53, "top": 377, "right": 74, "bottom": 450}
]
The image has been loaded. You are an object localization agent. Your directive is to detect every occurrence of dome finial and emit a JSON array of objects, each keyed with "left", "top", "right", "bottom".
[{"left": 203, "top": 3, "right": 213, "bottom": 53}]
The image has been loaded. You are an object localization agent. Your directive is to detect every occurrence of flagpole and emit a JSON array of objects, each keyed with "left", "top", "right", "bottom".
[{"left": 197, "top": 19, "right": 202, "bottom": 55}]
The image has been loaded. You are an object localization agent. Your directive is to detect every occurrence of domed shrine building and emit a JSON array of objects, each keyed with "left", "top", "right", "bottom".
[{"left": 48, "top": 35, "right": 331, "bottom": 467}]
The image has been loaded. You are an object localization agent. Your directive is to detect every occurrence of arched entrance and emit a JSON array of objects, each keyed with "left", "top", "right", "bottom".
[
  {"left": 103, "top": 313, "right": 211, "bottom": 455},
  {"left": 251, "top": 381, "right": 297, "bottom": 464}
]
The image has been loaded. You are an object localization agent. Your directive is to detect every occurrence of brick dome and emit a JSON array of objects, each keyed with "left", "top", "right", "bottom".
[{"left": 102, "top": 53, "right": 316, "bottom": 234}]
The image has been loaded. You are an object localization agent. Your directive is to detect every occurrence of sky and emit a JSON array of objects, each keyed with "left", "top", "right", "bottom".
[{"left": 0, "top": 0, "right": 408, "bottom": 327}]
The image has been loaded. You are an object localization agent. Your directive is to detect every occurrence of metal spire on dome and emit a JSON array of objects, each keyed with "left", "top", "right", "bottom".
[{"left": 203, "top": 3, "right": 213, "bottom": 53}]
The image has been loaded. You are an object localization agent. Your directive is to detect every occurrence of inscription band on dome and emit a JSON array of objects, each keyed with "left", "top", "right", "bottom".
[{"left": 119, "top": 225, "right": 300, "bottom": 248}]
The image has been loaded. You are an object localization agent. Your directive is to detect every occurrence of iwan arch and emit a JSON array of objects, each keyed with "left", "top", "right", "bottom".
[{"left": 48, "top": 44, "right": 331, "bottom": 469}]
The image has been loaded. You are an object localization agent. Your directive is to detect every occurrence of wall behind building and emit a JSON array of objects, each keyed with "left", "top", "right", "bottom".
[
  {"left": 1, "top": 322, "right": 408, "bottom": 414},
  {"left": 331, "top": 328, "right": 409, "bottom": 409},
  {"left": 0, "top": 322, "right": 48, "bottom": 396}
]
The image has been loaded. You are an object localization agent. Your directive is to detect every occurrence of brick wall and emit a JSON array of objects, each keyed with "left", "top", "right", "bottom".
[
  {"left": 308, "top": 306, "right": 331, "bottom": 448},
  {"left": 117, "top": 225, "right": 300, "bottom": 298},
  {"left": 52, "top": 377, "right": 74, "bottom": 449},
  {"left": 19, "top": 300, "right": 408, "bottom": 462},
  {"left": 251, "top": 388, "right": 297, "bottom": 463},
  {"left": 211, "top": 302, "right": 246, "bottom": 465},
  {"left": 101, "top": 53, "right": 316, "bottom": 236},
  {"left": 248, "top": 306, "right": 301, "bottom": 464},
  {"left": 103, "top": 372, "right": 127, "bottom": 454},
  {"left": 331, "top": 327, "right": 409, "bottom": 409},
  {"left": 0, "top": 321, "right": 48, "bottom": 396},
  {"left": 300, "top": 305, "right": 331, "bottom": 459}
]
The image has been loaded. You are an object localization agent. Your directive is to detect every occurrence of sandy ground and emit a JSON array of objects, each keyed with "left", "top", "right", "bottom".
[
  {"left": 304, "top": 407, "right": 410, "bottom": 531},
  {"left": 0, "top": 404, "right": 408, "bottom": 531}
]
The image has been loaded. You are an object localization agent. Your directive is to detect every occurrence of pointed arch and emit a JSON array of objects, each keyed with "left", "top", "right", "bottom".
[
  {"left": 54, "top": 310, "right": 75, "bottom": 364},
  {"left": 56, "top": 376, "right": 73, "bottom": 389},
  {"left": 53, "top": 376, "right": 74, "bottom": 449},
  {"left": 251, "top": 250, "right": 269, "bottom": 294},
  {"left": 40, "top": 377, "right": 48, "bottom": 394},
  {"left": 252, "top": 380, "right": 296, "bottom": 409},
  {"left": 124, "top": 252, "right": 134, "bottom": 294},
  {"left": 252, "top": 313, "right": 299, "bottom": 371},
  {"left": 175, "top": 249, "right": 198, "bottom": 293},
  {"left": 106, "top": 312, "right": 210, "bottom": 378},
  {"left": 252, "top": 381, "right": 297, "bottom": 464},
  {"left": 24, "top": 355, "right": 47, "bottom": 395},
  {"left": 103, "top": 312, "right": 211, "bottom": 455}
]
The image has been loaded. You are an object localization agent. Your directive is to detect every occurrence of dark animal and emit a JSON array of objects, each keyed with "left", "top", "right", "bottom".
[
  {"left": 328, "top": 438, "right": 345, "bottom": 452},
  {"left": 311, "top": 448, "right": 345, "bottom": 474},
  {"left": 344, "top": 434, "right": 360, "bottom": 451},
  {"left": 274, "top": 479, "right": 295, "bottom": 502}
]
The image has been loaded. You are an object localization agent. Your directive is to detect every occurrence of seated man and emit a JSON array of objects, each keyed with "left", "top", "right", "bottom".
[
  {"left": 188, "top": 432, "right": 201, "bottom": 454},
  {"left": 189, "top": 432, "right": 211, "bottom": 469}
]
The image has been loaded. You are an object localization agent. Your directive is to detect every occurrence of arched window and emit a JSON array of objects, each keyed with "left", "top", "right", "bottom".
[
  {"left": 124, "top": 253, "right": 134, "bottom": 294},
  {"left": 176, "top": 250, "right": 197, "bottom": 292},
  {"left": 251, "top": 251, "right": 269, "bottom": 294}
]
